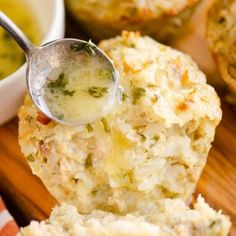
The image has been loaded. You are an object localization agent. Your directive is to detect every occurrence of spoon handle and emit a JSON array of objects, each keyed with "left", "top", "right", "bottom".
[{"left": 0, "top": 11, "right": 35, "bottom": 55}]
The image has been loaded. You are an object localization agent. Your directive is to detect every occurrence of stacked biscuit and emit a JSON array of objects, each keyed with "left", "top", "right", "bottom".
[{"left": 19, "top": 32, "right": 231, "bottom": 235}]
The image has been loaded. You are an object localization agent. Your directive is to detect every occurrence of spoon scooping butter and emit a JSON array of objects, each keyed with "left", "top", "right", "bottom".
[{"left": 0, "top": 12, "right": 118, "bottom": 125}]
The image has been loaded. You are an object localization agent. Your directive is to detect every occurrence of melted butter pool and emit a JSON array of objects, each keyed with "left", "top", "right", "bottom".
[{"left": 41, "top": 47, "right": 117, "bottom": 124}]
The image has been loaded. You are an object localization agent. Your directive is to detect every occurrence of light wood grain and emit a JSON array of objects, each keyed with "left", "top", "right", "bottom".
[
  {"left": 195, "top": 102, "right": 236, "bottom": 236},
  {"left": 0, "top": 118, "right": 57, "bottom": 224}
]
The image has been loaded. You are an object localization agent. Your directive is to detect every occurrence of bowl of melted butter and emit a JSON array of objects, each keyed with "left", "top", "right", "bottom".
[{"left": 0, "top": 0, "right": 65, "bottom": 125}]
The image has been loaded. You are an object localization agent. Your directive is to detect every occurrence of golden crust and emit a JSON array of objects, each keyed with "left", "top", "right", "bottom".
[
  {"left": 207, "top": 0, "right": 236, "bottom": 93},
  {"left": 66, "top": 0, "right": 201, "bottom": 42}
]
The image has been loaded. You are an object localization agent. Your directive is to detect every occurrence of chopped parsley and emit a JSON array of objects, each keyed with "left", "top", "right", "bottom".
[
  {"left": 70, "top": 43, "right": 84, "bottom": 52},
  {"left": 55, "top": 113, "right": 64, "bottom": 120},
  {"left": 132, "top": 87, "right": 146, "bottom": 105},
  {"left": 86, "top": 123, "right": 93, "bottom": 132},
  {"left": 63, "top": 90, "right": 75, "bottom": 96},
  {"left": 121, "top": 91, "right": 128, "bottom": 101},
  {"left": 25, "top": 115, "right": 33, "bottom": 123},
  {"left": 91, "top": 188, "right": 99, "bottom": 196},
  {"left": 97, "top": 69, "right": 114, "bottom": 81},
  {"left": 152, "top": 135, "right": 159, "bottom": 141},
  {"left": 70, "top": 39, "right": 96, "bottom": 56},
  {"left": 85, "top": 153, "right": 93, "bottom": 168},
  {"left": 47, "top": 72, "right": 75, "bottom": 97},
  {"left": 161, "top": 186, "right": 179, "bottom": 199},
  {"left": 209, "top": 219, "right": 221, "bottom": 228},
  {"left": 138, "top": 133, "right": 146, "bottom": 142},
  {"left": 147, "top": 83, "right": 156, "bottom": 88},
  {"left": 47, "top": 72, "right": 67, "bottom": 89},
  {"left": 26, "top": 154, "right": 35, "bottom": 162},
  {"left": 88, "top": 87, "right": 108, "bottom": 98},
  {"left": 101, "top": 117, "right": 110, "bottom": 133}
]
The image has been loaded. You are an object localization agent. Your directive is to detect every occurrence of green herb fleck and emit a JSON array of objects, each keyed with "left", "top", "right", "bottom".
[
  {"left": 85, "top": 153, "right": 93, "bottom": 168},
  {"left": 91, "top": 188, "right": 99, "bottom": 196},
  {"left": 88, "top": 87, "right": 108, "bottom": 98},
  {"left": 70, "top": 43, "right": 84, "bottom": 51},
  {"left": 86, "top": 123, "right": 93, "bottom": 132},
  {"left": 121, "top": 91, "right": 128, "bottom": 101},
  {"left": 26, "top": 154, "right": 35, "bottom": 162},
  {"left": 26, "top": 115, "right": 33, "bottom": 123},
  {"left": 36, "top": 123, "right": 41, "bottom": 131},
  {"left": 147, "top": 83, "right": 156, "bottom": 88},
  {"left": 63, "top": 90, "right": 75, "bottom": 96},
  {"left": 132, "top": 87, "right": 146, "bottom": 105},
  {"left": 97, "top": 69, "right": 113, "bottom": 81},
  {"left": 70, "top": 39, "right": 96, "bottom": 56},
  {"left": 47, "top": 73, "right": 75, "bottom": 97},
  {"left": 47, "top": 73, "right": 67, "bottom": 89},
  {"left": 101, "top": 117, "right": 110, "bottom": 133},
  {"left": 152, "top": 135, "right": 159, "bottom": 141},
  {"left": 138, "top": 133, "right": 146, "bottom": 142},
  {"left": 56, "top": 114, "right": 64, "bottom": 119},
  {"left": 160, "top": 186, "right": 179, "bottom": 199},
  {"left": 210, "top": 219, "right": 221, "bottom": 228}
]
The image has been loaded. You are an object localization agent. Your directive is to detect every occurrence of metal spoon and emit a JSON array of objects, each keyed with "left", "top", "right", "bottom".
[{"left": 0, "top": 11, "right": 118, "bottom": 125}]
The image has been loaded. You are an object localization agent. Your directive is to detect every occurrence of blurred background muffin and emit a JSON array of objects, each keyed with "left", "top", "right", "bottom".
[
  {"left": 66, "top": 0, "right": 201, "bottom": 42},
  {"left": 207, "top": 0, "right": 236, "bottom": 105}
]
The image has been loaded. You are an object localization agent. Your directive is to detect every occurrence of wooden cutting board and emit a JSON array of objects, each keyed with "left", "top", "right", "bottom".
[{"left": 0, "top": 3, "right": 236, "bottom": 235}]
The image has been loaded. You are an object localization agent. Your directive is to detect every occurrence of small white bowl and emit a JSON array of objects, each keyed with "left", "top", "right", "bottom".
[{"left": 0, "top": 0, "right": 65, "bottom": 125}]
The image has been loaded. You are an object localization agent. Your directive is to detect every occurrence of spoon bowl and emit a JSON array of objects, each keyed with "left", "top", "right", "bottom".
[
  {"left": 0, "top": 12, "right": 118, "bottom": 125},
  {"left": 27, "top": 39, "right": 118, "bottom": 125}
]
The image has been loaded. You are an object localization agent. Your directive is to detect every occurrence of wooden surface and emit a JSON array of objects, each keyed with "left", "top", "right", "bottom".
[
  {"left": 0, "top": 6, "right": 236, "bottom": 236},
  {"left": 0, "top": 102, "right": 236, "bottom": 234}
]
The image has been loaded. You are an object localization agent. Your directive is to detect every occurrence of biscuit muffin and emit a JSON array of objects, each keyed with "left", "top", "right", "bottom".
[
  {"left": 18, "top": 32, "right": 222, "bottom": 215},
  {"left": 66, "top": 0, "right": 201, "bottom": 42},
  {"left": 22, "top": 196, "right": 230, "bottom": 236},
  {"left": 207, "top": 0, "right": 236, "bottom": 103}
]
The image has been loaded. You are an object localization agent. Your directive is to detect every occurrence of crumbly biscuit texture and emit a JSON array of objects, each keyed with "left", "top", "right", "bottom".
[
  {"left": 21, "top": 196, "right": 230, "bottom": 236},
  {"left": 19, "top": 32, "right": 222, "bottom": 215},
  {"left": 66, "top": 0, "right": 200, "bottom": 41}
]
